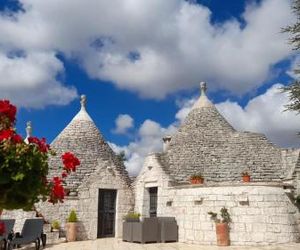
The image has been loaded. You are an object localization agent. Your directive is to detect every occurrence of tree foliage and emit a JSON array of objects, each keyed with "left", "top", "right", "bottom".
[
  {"left": 117, "top": 150, "right": 126, "bottom": 162},
  {"left": 282, "top": 0, "right": 300, "bottom": 113},
  {"left": 0, "top": 100, "right": 80, "bottom": 211}
]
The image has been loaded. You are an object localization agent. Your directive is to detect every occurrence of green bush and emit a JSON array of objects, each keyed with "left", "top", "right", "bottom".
[
  {"left": 67, "top": 210, "right": 78, "bottom": 223},
  {"left": 124, "top": 212, "right": 140, "bottom": 220},
  {"left": 208, "top": 207, "right": 231, "bottom": 223},
  {"left": 51, "top": 220, "right": 60, "bottom": 230}
]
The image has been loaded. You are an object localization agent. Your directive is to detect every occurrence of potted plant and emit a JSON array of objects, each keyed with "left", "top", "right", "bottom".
[
  {"left": 190, "top": 174, "right": 204, "bottom": 184},
  {"left": 66, "top": 210, "right": 78, "bottom": 242},
  {"left": 208, "top": 207, "right": 231, "bottom": 246},
  {"left": 124, "top": 212, "right": 140, "bottom": 222},
  {"left": 241, "top": 171, "right": 250, "bottom": 182},
  {"left": 51, "top": 220, "right": 60, "bottom": 232}
]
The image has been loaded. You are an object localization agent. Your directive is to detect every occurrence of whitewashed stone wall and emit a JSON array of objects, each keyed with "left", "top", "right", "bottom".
[
  {"left": 135, "top": 153, "right": 300, "bottom": 245},
  {"left": 2, "top": 162, "right": 134, "bottom": 241},
  {"left": 134, "top": 153, "right": 171, "bottom": 219},
  {"left": 76, "top": 164, "right": 134, "bottom": 239},
  {"left": 2, "top": 197, "right": 79, "bottom": 236},
  {"left": 1, "top": 210, "right": 36, "bottom": 232},
  {"left": 164, "top": 184, "right": 300, "bottom": 245}
]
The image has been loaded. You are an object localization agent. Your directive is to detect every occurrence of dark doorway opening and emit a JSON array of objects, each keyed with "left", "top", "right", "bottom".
[
  {"left": 149, "top": 187, "right": 158, "bottom": 217},
  {"left": 98, "top": 189, "right": 117, "bottom": 238}
]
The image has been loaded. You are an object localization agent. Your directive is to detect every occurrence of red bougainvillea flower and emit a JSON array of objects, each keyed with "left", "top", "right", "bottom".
[
  {"left": 62, "top": 152, "right": 80, "bottom": 172},
  {"left": 28, "top": 137, "right": 50, "bottom": 153},
  {"left": 0, "top": 100, "right": 17, "bottom": 123},
  {"left": 50, "top": 177, "right": 65, "bottom": 201},
  {"left": 0, "top": 129, "right": 22, "bottom": 143},
  {"left": 0, "top": 222, "right": 5, "bottom": 235},
  {"left": 12, "top": 134, "right": 23, "bottom": 143},
  {"left": 61, "top": 171, "right": 68, "bottom": 178},
  {"left": 0, "top": 129, "right": 14, "bottom": 141}
]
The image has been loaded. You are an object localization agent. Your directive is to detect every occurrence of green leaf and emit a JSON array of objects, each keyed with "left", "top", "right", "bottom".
[{"left": 12, "top": 173, "right": 25, "bottom": 181}]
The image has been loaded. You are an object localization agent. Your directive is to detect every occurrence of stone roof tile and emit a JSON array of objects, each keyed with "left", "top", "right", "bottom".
[
  {"left": 48, "top": 95, "right": 131, "bottom": 193},
  {"left": 163, "top": 83, "right": 285, "bottom": 183}
]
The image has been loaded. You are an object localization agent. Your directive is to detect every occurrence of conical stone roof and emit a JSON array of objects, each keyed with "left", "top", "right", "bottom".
[
  {"left": 162, "top": 82, "right": 284, "bottom": 183},
  {"left": 48, "top": 95, "right": 131, "bottom": 193}
]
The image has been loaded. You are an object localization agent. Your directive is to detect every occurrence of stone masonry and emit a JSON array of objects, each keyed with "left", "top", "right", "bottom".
[
  {"left": 134, "top": 82, "right": 300, "bottom": 245},
  {"left": 160, "top": 83, "right": 296, "bottom": 183},
  {"left": 2, "top": 95, "right": 134, "bottom": 240},
  {"left": 135, "top": 153, "right": 300, "bottom": 245},
  {"left": 2, "top": 83, "right": 300, "bottom": 246},
  {"left": 49, "top": 95, "right": 131, "bottom": 194}
]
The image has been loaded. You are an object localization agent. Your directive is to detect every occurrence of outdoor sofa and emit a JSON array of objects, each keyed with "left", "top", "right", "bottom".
[
  {"left": 0, "top": 219, "right": 15, "bottom": 250},
  {"left": 123, "top": 216, "right": 178, "bottom": 243},
  {"left": 7, "top": 218, "right": 44, "bottom": 250}
]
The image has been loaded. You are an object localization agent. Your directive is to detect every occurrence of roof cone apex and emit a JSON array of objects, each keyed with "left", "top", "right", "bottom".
[
  {"left": 72, "top": 95, "right": 93, "bottom": 121},
  {"left": 192, "top": 82, "right": 214, "bottom": 109}
]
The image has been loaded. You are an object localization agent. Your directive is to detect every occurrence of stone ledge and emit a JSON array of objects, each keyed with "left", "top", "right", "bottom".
[{"left": 170, "top": 182, "right": 293, "bottom": 189}]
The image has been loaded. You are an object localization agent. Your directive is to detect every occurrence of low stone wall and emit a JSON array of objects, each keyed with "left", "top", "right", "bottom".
[
  {"left": 158, "top": 184, "right": 300, "bottom": 245},
  {"left": 1, "top": 166, "right": 134, "bottom": 241},
  {"left": 135, "top": 153, "right": 300, "bottom": 246},
  {"left": 1, "top": 209, "right": 36, "bottom": 232}
]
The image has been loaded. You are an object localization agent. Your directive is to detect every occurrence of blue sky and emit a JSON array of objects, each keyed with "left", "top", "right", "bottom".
[{"left": 0, "top": 0, "right": 299, "bottom": 175}]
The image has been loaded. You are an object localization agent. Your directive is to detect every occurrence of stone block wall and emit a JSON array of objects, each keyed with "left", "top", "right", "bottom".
[
  {"left": 160, "top": 184, "right": 300, "bottom": 245},
  {"left": 1, "top": 210, "right": 36, "bottom": 232},
  {"left": 135, "top": 153, "right": 300, "bottom": 246},
  {"left": 2, "top": 163, "right": 134, "bottom": 241},
  {"left": 76, "top": 166, "right": 134, "bottom": 239}
]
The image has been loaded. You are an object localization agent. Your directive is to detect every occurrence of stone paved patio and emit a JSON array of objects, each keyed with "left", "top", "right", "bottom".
[{"left": 21, "top": 238, "right": 300, "bottom": 250}]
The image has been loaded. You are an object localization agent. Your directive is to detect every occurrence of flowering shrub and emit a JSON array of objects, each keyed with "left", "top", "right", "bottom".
[
  {"left": 0, "top": 221, "right": 5, "bottom": 235},
  {"left": 0, "top": 100, "right": 80, "bottom": 211}
]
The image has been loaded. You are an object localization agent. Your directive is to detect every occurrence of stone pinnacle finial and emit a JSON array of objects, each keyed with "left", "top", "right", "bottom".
[
  {"left": 26, "top": 121, "right": 32, "bottom": 138},
  {"left": 200, "top": 82, "right": 207, "bottom": 96},
  {"left": 80, "top": 95, "right": 87, "bottom": 109}
]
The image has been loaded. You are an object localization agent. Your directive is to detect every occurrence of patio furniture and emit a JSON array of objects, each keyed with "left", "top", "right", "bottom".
[
  {"left": 7, "top": 218, "right": 44, "bottom": 250},
  {"left": 0, "top": 219, "right": 15, "bottom": 250},
  {"left": 131, "top": 217, "right": 159, "bottom": 243},
  {"left": 122, "top": 221, "right": 134, "bottom": 242},
  {"left": 157, "top": 217, "right": 178, "bottom": 243}
]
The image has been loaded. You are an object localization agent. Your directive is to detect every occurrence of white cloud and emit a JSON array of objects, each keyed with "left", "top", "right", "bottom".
[
  {"left": 286, "top": 55, "right": 300, "bottom": 80},
  {"left": 217, "top": 84, "right": 300, "bottom": 148},
  {"left": 174, "top": 84, "right": 300, "bottom": 148},
  {"left": 110, "top": 119, "right": 176, "bottom": 175},
  {"left": 111, "top": 83, "right": 300, "bottom": 176},
  {"left": 0, "top": 0, "right": 295, "bottom": 104},
  {"left": 0, "top": 51, "right": 77, "bottom": 108},
  {"left": 112, "top": 114, "right": 134, "bottom": 134}
]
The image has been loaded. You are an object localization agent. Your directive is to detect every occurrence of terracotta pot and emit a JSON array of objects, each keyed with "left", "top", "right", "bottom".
[
  {"left": 190, "top": 178, "right": 204, "bottom": 184},
  {"left": 216, "top": 222, "right": 230, "bottom": 246},
  {"left": 242, "top": 175, "right": 251, "bottom": 182},
  {"left": 66, "top": 222, "right": 77, "bottom": 242}
]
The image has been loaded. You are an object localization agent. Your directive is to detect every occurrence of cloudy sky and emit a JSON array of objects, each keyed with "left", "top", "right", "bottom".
[{"left": 0, "top": 0, "right": 299, "bottom": 175}]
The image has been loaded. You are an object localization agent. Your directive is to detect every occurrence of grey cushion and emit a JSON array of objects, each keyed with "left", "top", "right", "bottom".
[
  {"left": 0, "top": 219, "right": 15, "bottom": 240},
  {"left": 157, "top": 217, "right": 178, "bottom": 242},
  {"left": 132, "top": 218, "right": 159, "bottom": 243},
  {"left": 10, "top": 218, "right": 43, "bottom": 245}
]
